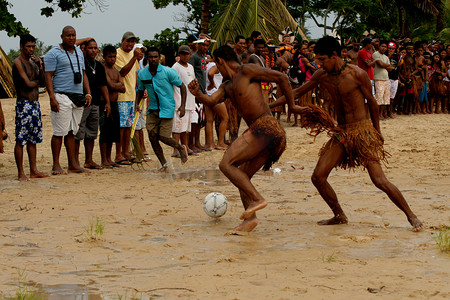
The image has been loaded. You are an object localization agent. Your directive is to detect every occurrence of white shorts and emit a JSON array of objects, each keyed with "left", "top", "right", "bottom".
[
  {"left": 172, "top": 109, "right": 192, "bottom": 133},
  {"left": 51, "top": 93, "right": 84, "bottom": 136},
  {"left": 389, "top": 79, "right": 398, "bottom": 99},
  {"left": 191, "top": 103, "right": 203, "bottom": 124},
  {"left": 375, "top": 80, "right": 390, "bottom": 105}
]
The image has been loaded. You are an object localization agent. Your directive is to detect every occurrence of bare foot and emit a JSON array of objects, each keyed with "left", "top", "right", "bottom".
[
  {"left": 317, "top": 215, "right": 348, "bottom": 225},
  {"left": 240, "top": 199, "right": 267, "bottom": 220},
  {"left": 234, "top": 217, "right": 259, "bottom": 232},
  {"left": 51, "top": 168, "right": 67, "bottom": 175},
  {"left": 408, "top": 216, "right": 424, "bottom": 232},
  {"left": 84, "top": 162, "right": 103, "bottom": 170},
  {"left": 215, "top": 145, "right": 228, "bottom": 150},
  {"left": 18, "top": 173, "right": 30, "bottom": 181},
  {"left": 68, "top": 168, "right": 90, "bottom": 174},
  {"left": 179, "top": 145, "right": 188, "bottom": 164},
  {"left": 30, "top": 170, "right": 50, "bottom": 179}
]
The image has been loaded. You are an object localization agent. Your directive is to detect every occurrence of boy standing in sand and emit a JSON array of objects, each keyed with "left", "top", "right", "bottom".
[
  {"left": 12, "top": 34, "right": 49, "bottom": 181},
  {"left": 100, "top": 45, "right": 125, "bottom": 168},
  {"left": 188, "top": 45, "right": 296, "bottom": 232},
  {"left": 271, "top": 36, "right": 423, "bottom": 232}
]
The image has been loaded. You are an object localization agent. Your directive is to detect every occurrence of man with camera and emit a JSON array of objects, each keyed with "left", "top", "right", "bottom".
[{"left": 44, "top": 26, "right": 92, "bottom": 175}]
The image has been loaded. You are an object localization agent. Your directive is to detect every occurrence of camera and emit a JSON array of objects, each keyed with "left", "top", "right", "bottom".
[{"left": 74, "top": 72, "right": 82, "bottom": 84}]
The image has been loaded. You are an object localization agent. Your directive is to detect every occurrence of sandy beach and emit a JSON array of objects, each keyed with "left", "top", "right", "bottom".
[{"left": 0, "top": 94, "right": 449, "bottom": 299}]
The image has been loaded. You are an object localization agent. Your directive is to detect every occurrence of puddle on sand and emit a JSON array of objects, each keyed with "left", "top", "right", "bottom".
[{"left": 28, "top": 283, "right": 102, "bottom": 300}]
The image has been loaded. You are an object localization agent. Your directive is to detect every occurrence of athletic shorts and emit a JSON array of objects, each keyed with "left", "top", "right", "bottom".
[
  {"left": 172, "top": 109, "right": 192, "bottom": 133},
  {"left": 146, "top": 110, "right": 173, "bottom": 139},
  {"left": 15, "top": 100, "right": 43, "bottom": 145},
  {"left": 191, "top": 102, "right": 203, "bottom": 124},
  {"left": 118, "top": 101, "right": 135, "bottom": 128},
  {"left": 51, "top": 93, "right": 84, "bottom": 136},
  {"left": 375, "top": 80, "right": 390, "bottom": 105},
  {"left": 99, "top": 101, "right": 120, "bottom": 144},
  {"left": 389, "top": 79, "right": 398, "bottom": 99},
  {"left": 75, "top": 105, "right": 99, "bottom": 140}
]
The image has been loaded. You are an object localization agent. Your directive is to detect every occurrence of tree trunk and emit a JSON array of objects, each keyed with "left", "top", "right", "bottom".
[
  {"left": 201, "top": 0, "right": 210, "bottom": 34},
  {"left": 436, "top": 9, "right": 445, "bottom": 34}
]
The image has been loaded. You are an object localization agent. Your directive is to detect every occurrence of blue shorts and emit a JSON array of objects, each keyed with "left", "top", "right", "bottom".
[
  {"left": 419, "top": 83, "right": 428, "bottom": 103},
  {"left": 15, "top": 100, "right": 43, "bottom": 145},
  {"left": 118, "top": 101, "right": 135, "bottom": 128}
]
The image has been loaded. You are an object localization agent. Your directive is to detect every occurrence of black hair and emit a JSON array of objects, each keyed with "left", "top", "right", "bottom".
[
  {"left": 234, "top": 35, "right": 245, "bottom": 43},
  {"left": 245, "top": 37, "right": 252, "bottom": 44},
  {"left": 379, "top": 40, "right": 388, "bottom": 47},
  {"left": 213, "top": 45, "right": 240, "bottom": 64},
  {"left": 82, "top": 38, "right": 96, "bottom": 48},
  {"left": 414, "top": 41, "right": 423, "bottom": 50},
  {"left": 250, "top": 31, "right": 262, "bottom": 40},
  {"left": 307, "top": 41, "right": 316, "bottom": 48},
  {"left": 253, "top": 39, "right": 266, "bottom": 48},
  {"left": 20, "top": 34, "right": 36, "bottom": 46},
  {"left": 103, "top": 45, "right": 116, "bottom": 56},
  {"left": 145, "top": 46, "right": 160, "bottom": 57},
  {"left": 314, "top": 36, "right": 341, "bottom": 57}
]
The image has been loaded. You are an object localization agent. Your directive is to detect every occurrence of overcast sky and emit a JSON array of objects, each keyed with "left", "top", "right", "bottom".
[{"left": 1, "top": 0, "right": 324, "bottom": 52}]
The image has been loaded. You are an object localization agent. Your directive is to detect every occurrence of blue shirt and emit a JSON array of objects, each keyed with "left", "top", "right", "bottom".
[
  {"left": 137, "top": 64, "right": 183, "bottom": 118},
  {"left": 44, "top": 45, "right": 85, "bottom": 94}
]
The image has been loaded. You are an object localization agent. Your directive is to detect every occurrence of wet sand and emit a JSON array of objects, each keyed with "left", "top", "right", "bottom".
[{"left": 0, "top": 94, "right": 449, "bottom": 299}]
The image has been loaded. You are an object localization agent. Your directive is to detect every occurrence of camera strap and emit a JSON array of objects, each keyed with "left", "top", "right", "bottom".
[{"left": 64, "top": 48, "right": 81, "bottom": 76}]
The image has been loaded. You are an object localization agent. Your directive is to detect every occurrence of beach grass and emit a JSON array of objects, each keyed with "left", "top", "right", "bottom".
[
  {"left": 10, "top": 270, "right": 44, "bottom": 300},
  {"left": 85, "top": 217, "right": 104, "bottom": 241},
  {"left": 433, "top": 228, "right": 450, "bottom": 253}
]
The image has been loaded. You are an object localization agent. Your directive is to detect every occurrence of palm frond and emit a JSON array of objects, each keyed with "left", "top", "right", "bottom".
[{"left": 210, "top": 0, "right": 307, "bottom": 51}]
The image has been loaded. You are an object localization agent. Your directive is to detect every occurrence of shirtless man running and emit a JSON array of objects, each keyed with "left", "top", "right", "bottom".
[
  {"left": 272, "top": 36, "right": 423, "bottom": 232},
  {"left": 188, "top": 45, "right": 295, "bottom": 232}
]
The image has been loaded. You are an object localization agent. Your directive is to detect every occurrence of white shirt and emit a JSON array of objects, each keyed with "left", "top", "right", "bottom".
[{"left": 172, "top": 62, "right": 196, "bottom": 110}]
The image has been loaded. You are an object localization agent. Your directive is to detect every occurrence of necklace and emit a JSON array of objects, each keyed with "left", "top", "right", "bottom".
[
  {"left": 87, "top": 59, "right": 97, "bottom": 75},
  {"left": 328, "top": 61, "right": 347, "bottom": 75}
]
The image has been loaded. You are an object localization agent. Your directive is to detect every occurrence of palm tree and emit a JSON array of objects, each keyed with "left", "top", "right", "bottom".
[
  {"left": 380, "top": 0, "right": 444, "bottom": 36},
  {"left": 210, "top": 0, "right": 307, "bottom": 51}
]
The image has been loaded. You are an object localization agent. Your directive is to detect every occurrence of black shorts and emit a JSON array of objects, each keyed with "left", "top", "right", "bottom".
[{"left": 99, "top": 101, "right": 120, "bottom": 143}]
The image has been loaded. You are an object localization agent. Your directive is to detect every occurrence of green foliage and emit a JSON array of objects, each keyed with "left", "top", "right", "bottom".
[
  {"left": 433, "top": 228, "right": 450, "bottom": 253},
  {"left": 85, "top": 217, "right": 104, "bottom": 241},
  {"left": 12, "top": 270, "right": 44, "bottom": 300},
  {"left": 1, "top": 0, "right": 106, "bottom": 37},
  {"left": 0, "top": 0, "right": 28, "bottom": 37},
  {"left": 143, "top": 28, "right": 183, "bottom": 67}
]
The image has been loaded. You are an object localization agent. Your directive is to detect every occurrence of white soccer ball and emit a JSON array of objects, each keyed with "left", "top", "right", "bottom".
[{"left": 203, "top": 192, "right": 228, "bottom": 218}]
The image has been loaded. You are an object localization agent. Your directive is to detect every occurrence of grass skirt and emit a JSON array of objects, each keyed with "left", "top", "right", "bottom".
[
  {"left": 245, "top": 116, "right": 286, "bottom": 171},
  {"left": 298, "top": 105, "right": 388, "bottom": 169}
]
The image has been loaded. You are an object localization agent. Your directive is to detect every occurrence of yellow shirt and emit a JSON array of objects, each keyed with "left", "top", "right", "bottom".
[{"left": 115, "top": 48, "right": 139, "bottom": 102}]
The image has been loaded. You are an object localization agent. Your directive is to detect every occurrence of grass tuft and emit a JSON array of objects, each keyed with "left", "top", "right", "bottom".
[
  {"left": 433, "top": 228, "right": 450, "bottom": 253},
  {"left": 85, "top": 217, "right": 104, "bottom": 241},
  {"left": 321, "top": 252, "right": 337, "bottom": 263},
  {"left": 12, "top": 270, "right": 44, "bottom": 300}
]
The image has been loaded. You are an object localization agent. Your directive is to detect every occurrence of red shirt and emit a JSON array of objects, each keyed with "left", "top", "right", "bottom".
[{"left": 357, "top": 48, "right": 374, "bottom": 80}]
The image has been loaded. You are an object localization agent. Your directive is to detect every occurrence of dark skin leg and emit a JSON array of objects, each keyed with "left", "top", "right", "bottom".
[
  {"left": 15, "top": 142, "right": 49, "bottom": 181},
  {"left": 311, "top": 140, "right": 348, "bottom": 225},
  {"left": 84, "top": 138, "right": 102, "bottom": 169},
  {"left": 148, "top": 130, "right": 187, "bottom": 167},
  {"left": 214, "top": 103, "right": 229, "bottom": 149},
  {"left": 121, "top": 127, "right": 131, "bottom": 160},
  {"left": 51, "top": 135, "right": 67, "bottom": 175},
  {"left": 26, "top": 143, "right": 49, "bottom": 179},
  {"left": 14, "top": 143, "right": 28, "bottom": 181},
  {"left": 204, "top": 105, "right": 215, "bottom": 150},
  {"left": 366, "top": 161, "right": 423, "bottom": 231},
  {"left": 65, "top": 132, "right": 88, "bottom": 173},
  {"left": 233, "top": 152, "right": 271, "bottom": 232},
  {"left": 219, "top": 130, "right": 271, "bottom": 221}
]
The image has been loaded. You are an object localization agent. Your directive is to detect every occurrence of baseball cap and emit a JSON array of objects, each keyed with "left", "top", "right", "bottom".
[
  {"left": 122, "top": 31, "right": 136, "bottom": 40},
  {"left": 178, "top": 45, "right": 191, "bottom": 54},
  {"left": 362, "top": 37, "right": 372, "bottom": 46},
  {"left": 388, "top": 42, "right": 397, "bottom": 49}
]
